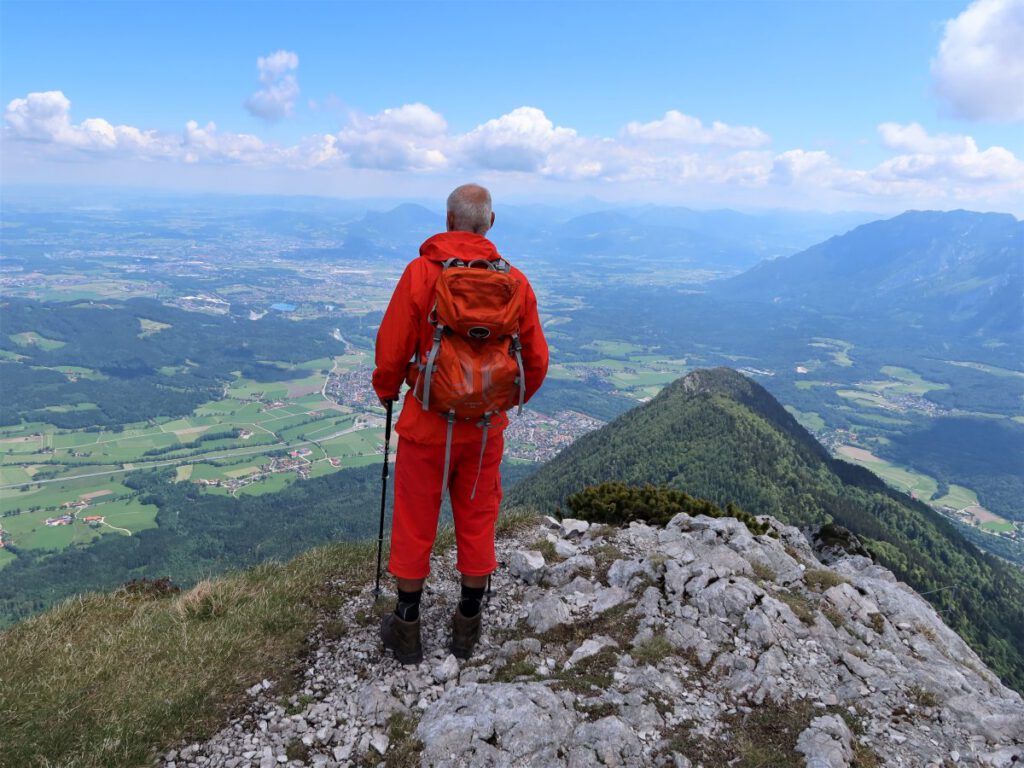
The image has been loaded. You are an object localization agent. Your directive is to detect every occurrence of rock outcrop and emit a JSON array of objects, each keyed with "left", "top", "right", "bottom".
[{"left": 163, "top": 512, "right": 1024, "bottom": 767}]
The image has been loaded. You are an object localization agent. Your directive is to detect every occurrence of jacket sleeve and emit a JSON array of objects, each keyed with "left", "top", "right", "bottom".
[
  {"left": 372, "top": 262, "right": 421, "bottom": 401},
  {"left": 518, "top": 278, "right": 549, "bottom": 403}
]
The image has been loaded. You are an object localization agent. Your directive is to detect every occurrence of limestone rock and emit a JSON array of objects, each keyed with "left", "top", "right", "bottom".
[
  {"left": 416, "top": 682, "right": 577, "bottom": 766},
  {"left": 795, "top": 715, "right": 853, "bottom": 768},
  {"left": 560, "top": 518, "right": 590, "bottom": 537},
  {"left": 509, "top": 549, "right": 546, "bottom": 585},
  {"left": 527, "top": 594, "right": 571, "bottom": 634}
]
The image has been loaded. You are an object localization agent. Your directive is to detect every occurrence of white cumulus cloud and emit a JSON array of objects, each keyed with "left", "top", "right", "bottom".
[
  {"left": 334, "top": 103, "right": 448, "bottom": 171},
  {"left": 4, "top": 88, "right": 1022, "bottom": 210},
  {"left": 623, "top": 110, "right": 770, "bottom": 148},
  {"left": 245, "top": 50, "right": 300, "bottom": 121},
  {"left": 874, "top": 122, "right": 1024, "bottom": 184},
  {"left": 932, "top": 0, "right": 1024, "bottom": 121},
  {"left": 458, "top": 107, "right": 582, "bottom": 173},
  {"left": 4, "top": 90, "right": 171, "bottom": 155}
]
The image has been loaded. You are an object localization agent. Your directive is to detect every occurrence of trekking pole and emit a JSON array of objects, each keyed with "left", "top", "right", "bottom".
[{"left": 374, "top": 400, "right": 394, "bottom": 599}]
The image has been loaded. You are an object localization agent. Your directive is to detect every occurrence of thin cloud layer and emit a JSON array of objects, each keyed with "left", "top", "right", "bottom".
[
  {"left": 4, "top": 91, "right": 1022, "bottom": 209},
  {"left": 932, "top": 0, "right": 1024, "bottom": 122},
  {"left": 245, "top": 50, "right": 300, "bottom": 121}
]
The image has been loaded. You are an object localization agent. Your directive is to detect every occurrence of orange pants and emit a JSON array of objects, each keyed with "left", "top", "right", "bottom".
[{"left": 388, "top": 432, "right": 504, "bottom": 579}]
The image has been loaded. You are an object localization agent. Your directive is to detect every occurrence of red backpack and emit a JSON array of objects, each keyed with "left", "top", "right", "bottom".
[{"left": 413, "top": 257, "right": 526, "bottom": 497}]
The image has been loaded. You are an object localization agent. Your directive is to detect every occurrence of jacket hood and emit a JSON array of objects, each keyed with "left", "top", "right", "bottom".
[{"left": 419, "top": 231, "right": 500, "bottom": 263}]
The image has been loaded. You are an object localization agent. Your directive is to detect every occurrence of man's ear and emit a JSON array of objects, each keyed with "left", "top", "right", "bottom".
[
  {"left": 490, "top": 211, "right": 496, "bottom": 228},
  {"left": 447, "top": 211, "right": 455, "bottom": 231}
]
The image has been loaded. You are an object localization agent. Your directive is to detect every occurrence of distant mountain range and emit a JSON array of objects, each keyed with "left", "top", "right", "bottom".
[
  {"left": 322, "top": 202, "right": 880, "bottom": 273},
  {"left": 721, "top": 210, "right": 1024, "bottom": 337},
  {"left": 510, "top": 367, "right": 1024, "bottom": 691}
]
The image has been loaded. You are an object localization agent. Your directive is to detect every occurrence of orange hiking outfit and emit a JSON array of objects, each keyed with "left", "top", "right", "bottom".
[{"left": 372, "top": 231, "right": 548, "bottom": 579}]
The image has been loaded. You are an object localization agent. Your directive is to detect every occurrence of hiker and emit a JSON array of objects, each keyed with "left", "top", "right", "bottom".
[{"left": 372, "top": 183, "right": 549, "bottom": 664}]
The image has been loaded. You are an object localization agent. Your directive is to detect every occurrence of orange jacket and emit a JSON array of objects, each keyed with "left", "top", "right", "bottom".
[{"left": 372, "top": 231, "right": 549, "bottom": 445}]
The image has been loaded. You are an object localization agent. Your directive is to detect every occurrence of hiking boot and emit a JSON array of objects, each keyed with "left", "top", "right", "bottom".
[
  {"left": 381, "top": 612, "right": 422, "bottom": 665},
  {"left": 451, "top": 607, "right": 482, "bottom": 660}
]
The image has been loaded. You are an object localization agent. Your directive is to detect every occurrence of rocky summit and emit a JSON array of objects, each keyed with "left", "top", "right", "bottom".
[{"left": 163, "top": 512, "right": 1024, "bottom": 768}]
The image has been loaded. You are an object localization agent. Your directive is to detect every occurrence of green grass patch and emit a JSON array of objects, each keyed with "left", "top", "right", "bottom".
[
  {"left": 138, "top": 318, "right": 172, "bottom": 337},
  {"left": 981, "top": 521, "right": 1015, "bottom": 534},
  {"left": 946, "top": 360, "right": 1024, "bottom": 379},
  {"left": 0, "top": 541, "right": 376, "bottom": 768},
  {"left": 0, "top": 465, "right": 33, "bottom": 485},
  {"left": 810, "top": 337, "right": 853, "bottom": 367},
  {"left": 582, "top": 340, "right": 647, "bottom": 356},
  {"left": 932, "top": 483, "right": 979, "bottom": 510},
  {"left": 33, "top": 365, "right": 107, "bottom": 380},
  {"left": 794, "top": 380, "right": 832, "bottom": 390},
  {"left": 0, "top": 548, "right": 17, "bottom": 570},
  {"left": 877, "top": 366, "right": 948, "bottom": 395},
  {"left": 10, "top": 331, "right": 66, "bottom": 351},
  {"left": 836, "top": 447, "right": 938, "bottom": 500},
  {"left": 233, "top": 472, "right": 298, "bottom": 497},
  {"left": 784, "top": 406, "right": 826, "bottom": 433},
  {"left": 849, "top": 412, "right": 911, "bottom": 426},
  {"left": 837, "top": 390, "right": 890, "bottom": 410}
]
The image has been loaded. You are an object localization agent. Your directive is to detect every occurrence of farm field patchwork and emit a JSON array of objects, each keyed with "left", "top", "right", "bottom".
[{"left": 836, "top": 445, "right": 939, "bottom": 500}]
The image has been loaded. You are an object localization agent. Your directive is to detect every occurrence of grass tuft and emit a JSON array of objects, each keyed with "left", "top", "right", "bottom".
[
  {"left": 776, "top": 590, "right": 817, "bottom": 625},
  {"left": 803, "top": 569, "right": 848, "bottom": 591},
  {"left": 631, "top": 633, "right": 673, "bottom": 666}
]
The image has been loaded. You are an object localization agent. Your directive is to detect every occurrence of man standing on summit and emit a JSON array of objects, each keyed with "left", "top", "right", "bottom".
[{"left": 372, "top": 184, "right": 548, "bottom": 664}]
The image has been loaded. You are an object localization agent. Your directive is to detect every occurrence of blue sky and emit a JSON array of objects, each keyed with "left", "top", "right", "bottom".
[{"left": 2, "top": 0, "right": 1022, "bottom": 212}]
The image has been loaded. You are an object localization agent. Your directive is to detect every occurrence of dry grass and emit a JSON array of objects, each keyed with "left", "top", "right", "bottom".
[
  {"left": 0, "top": 541, "right": 375, "bottom": 768},
  {"left": 803, "top": 568, "right": 848, "bottom": 591},
  {"left": 776, "top": 589, "right": 817, "bottom": 625}
]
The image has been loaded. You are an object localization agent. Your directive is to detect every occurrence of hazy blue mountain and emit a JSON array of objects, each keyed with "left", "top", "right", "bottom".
[
  {"left": 721, "top": 210, "right": 1024, "bottom": 336},
  {"left": 628, "top": 205, "right": 878, "bottom": 256}
]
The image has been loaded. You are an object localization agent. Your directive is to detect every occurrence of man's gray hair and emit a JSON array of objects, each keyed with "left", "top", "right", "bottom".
[{"left": 447, "top": 184, "right": 493, "bottom": 234}]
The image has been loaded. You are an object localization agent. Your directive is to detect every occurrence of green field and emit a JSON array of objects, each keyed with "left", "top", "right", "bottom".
[
  {"left": 836, "top": 445, "right": 939, "bottom": 500},
  {"left": 980, "top": 521, "right": 1016, "bottom": 534},
  {"left": 583, "top": 340, "right": 647, "bottom": 356},
  {"left": 810, "top": 337, "right": 853, "bottom": 367},
  {"left": 784, "top": 406, "right": 826, "bottom": 433},
  {"left": 137, "top": 318, "right": 172, "bottom": 337},
  {"left": 848, "top": 411, "right": 911, "bottom": 426},
  {"left": 10, "top": 331, "right": 66, "bottom": 351},
  {"left": 4, "top": 511, "right": 100, "bottom": 551},
  {"left": 794, "top": 380, "right": 833, "bottom": 390},
  {"left": 32, "top": 365, "right": 107, "bottom": 380},
  {"left": 876, "top": 366, "right": 946, "bottom": 397},
  {"left": 946, "top": 360, "right": 1024, "bottom": 379},
  {"left": 0, "top": 476, "right": 137, "bottom": 516},
  {"left": 933, "top": 483, "right": 979, "bottom": 510},
  {"left": 837, "top": 390, "right": 890, "bottom": 410},
  {"left": 0, "top": 548, "right": 16, "bottom": 569}
]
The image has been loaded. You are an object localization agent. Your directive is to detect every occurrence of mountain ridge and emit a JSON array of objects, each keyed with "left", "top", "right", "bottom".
[{"left": 719, "top": 210, "right": 1024, "bottom": 336}]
